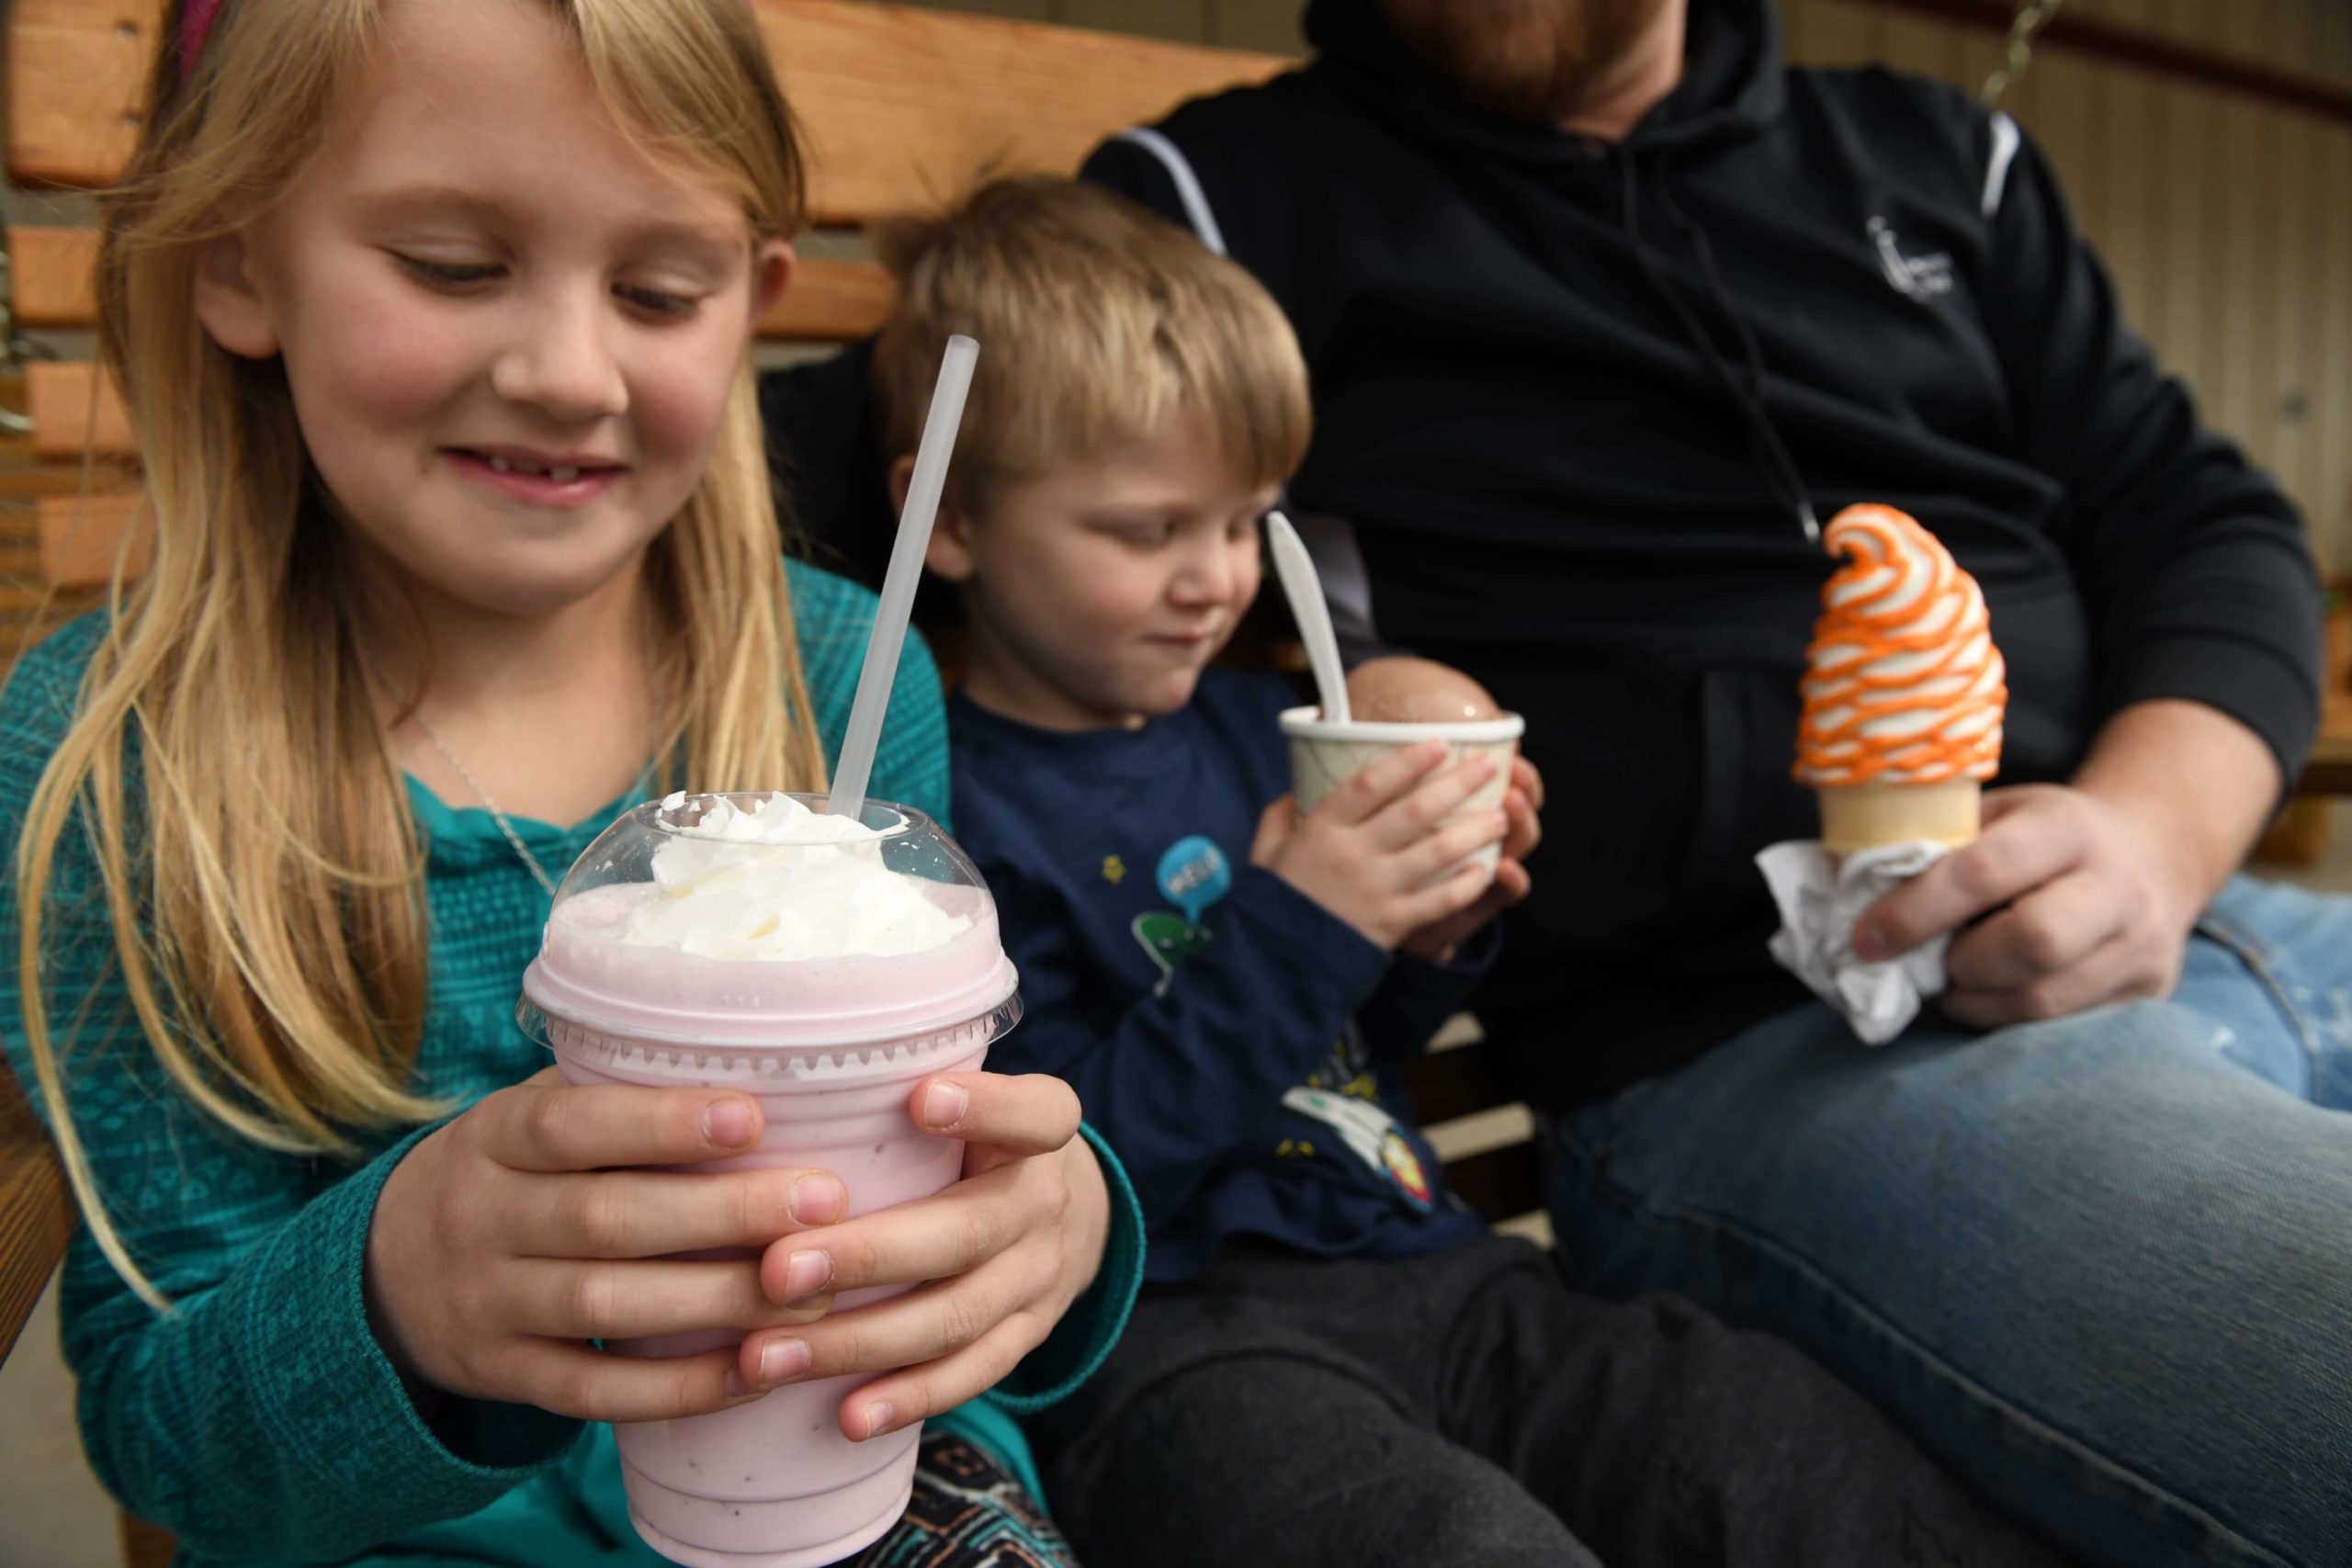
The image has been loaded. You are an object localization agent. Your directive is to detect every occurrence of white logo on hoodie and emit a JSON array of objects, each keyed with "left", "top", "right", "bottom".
[{"left": 1868, "top": 216, "right": 1955, "bottom": 300}]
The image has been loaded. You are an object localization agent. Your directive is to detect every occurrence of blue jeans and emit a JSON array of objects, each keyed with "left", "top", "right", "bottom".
[{"left": 1547, "top": 875, "right": 2352, "bottom": 1568}]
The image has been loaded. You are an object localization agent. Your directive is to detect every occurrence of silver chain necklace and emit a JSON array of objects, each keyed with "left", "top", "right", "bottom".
[{"left": 406, "top": 712, "right": 562, "bottom": 898}]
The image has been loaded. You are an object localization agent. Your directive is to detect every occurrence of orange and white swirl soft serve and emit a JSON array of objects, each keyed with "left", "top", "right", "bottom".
[{"left": 1795, "top": 505, "right": 2007, "bottom": 852}]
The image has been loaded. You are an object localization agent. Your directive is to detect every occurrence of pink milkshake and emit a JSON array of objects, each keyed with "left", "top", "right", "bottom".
[{"left": 519, "top": 790, "right": 1021, "bottom": 1568}]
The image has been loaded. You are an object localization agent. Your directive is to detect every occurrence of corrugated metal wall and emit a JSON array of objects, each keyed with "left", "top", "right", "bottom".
[
  {"left": 905, "top": 0, "right": 2352, "bottom": 570},
  {"left": 1787, "top": 0, "right": 2352, "bottom": 568}
]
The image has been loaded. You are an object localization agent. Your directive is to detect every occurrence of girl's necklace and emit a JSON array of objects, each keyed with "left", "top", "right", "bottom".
[{"left": 405, "top": 712, "right": 561, "bottom": 898}]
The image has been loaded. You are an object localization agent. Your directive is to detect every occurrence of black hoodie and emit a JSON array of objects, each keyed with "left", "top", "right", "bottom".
[{"left": 1080, "top": 0, "right": 2321, "bottom": 1107}]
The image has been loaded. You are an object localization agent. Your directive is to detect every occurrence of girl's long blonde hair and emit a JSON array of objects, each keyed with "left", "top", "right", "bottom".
[{"left": 14, "top": 0, "right": 827, "bottom": 1306}]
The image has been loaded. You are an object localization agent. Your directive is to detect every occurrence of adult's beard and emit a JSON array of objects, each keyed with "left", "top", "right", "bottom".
[{"left": 1376, "top": 0, "right": 1671, "bottom": 127}]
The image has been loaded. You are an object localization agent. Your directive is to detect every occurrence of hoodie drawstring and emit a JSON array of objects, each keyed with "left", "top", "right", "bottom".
[{"left": 1614, "top": 143, "right": 1819, "bottom": 544}]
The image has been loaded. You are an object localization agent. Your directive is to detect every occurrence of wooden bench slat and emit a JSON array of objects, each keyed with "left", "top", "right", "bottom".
[
  {"left": 0, "top": 457, "right": 112, "bottom": 503},
  {"left": 5, "top": 0, "right": 155, "bottom": 190},
  {"left": 8, "top": 1, "right": 1283, "bottom": 221},
  {"left": 8, "top": 225, "right": 102, "bottom": 328},
  {"left": 28, "top": 361, "right": 132, "bottom": 459},
  {"left": 0, "top": 530, "right": 40, "bottom": 576},
  {"left": 0, "top": 1063, "right": 74, "bottom": 1367},
  {"left": 768, "top": 254, "right": 892, "bottom": 340},
  {"left": 765, "top": 1, "right": 1283, "bottom": 225},
  {"left": 39, "top": 489, "right": 146, "bottom": 588},
  {"left": 8, "top": 226, "right": 893, "bottom": 344}
]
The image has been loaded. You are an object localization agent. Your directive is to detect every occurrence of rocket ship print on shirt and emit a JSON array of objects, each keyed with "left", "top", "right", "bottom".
[
  {"left": 1281, "top": 1086, "right": 1436, "bottom": 1212},
  {"left": 1132, "top": 909, "right": 1213, "bottom": 995},
  {"left": 1129, "top": 834, "right": 1233, "bottom": 996}
]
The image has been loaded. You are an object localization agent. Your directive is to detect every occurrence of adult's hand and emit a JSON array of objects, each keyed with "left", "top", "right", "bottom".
[
  {"left": 737, "top": 1070, "right": 1108, "bottom": 1442},
  {"left": 1853, "top": 700, "right": 2279, "bottom": 1030},
  {"left": 1853, "top": 784, "right": 2197, "bottom": 1027}
]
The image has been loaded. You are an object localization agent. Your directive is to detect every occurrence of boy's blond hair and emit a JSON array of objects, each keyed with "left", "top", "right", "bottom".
[{"left": 872, "top": 176, "right": 1312, "bottom": 509}]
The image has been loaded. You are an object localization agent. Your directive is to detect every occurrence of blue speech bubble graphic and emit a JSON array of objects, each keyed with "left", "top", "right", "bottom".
[{"left": 1156, "top": 835, "right": 1231, "bottom": 926}]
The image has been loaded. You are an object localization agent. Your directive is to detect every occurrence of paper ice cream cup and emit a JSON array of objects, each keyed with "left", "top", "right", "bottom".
[{"left": 1280, "top": 706, "right": 1525, "bottom": 874}]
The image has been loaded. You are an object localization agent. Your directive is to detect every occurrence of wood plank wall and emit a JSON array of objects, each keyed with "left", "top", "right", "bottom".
[{"left": 902, "top": 0, "right": 2352, "bottom": 569}]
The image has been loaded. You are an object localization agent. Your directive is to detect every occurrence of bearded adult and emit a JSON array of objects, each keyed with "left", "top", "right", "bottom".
[{"left": 1064, "top": 3, "right": 2352, "bottom": 1565}]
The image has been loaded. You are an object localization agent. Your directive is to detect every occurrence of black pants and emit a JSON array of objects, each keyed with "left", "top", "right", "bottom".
[{"left": 1035, "top": 1236, "right": 2064, "bottom": 1567}]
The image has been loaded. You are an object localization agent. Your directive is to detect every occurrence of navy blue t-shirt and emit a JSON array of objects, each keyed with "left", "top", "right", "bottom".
[{"left": 951, "top": 667, "right": 1492, "bottom": 1283}]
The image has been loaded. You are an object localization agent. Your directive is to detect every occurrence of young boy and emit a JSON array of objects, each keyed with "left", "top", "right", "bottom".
[{"left": 874, "top": 177, "right": 2062, "bottom": 1568}]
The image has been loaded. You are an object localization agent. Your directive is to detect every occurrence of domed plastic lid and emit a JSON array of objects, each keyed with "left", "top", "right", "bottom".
[{"left": 519, "top": 791, "right": 1018, "bottom": 1055}]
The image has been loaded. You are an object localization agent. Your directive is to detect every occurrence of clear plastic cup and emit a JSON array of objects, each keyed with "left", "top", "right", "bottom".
[{"left": 518, "top": 792, "right": 1021, "bottom": 1568}]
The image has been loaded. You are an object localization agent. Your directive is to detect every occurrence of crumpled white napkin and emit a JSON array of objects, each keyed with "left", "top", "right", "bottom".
[{"left": 1757, "top": 840, "right": 1951, "bottom": 1044}]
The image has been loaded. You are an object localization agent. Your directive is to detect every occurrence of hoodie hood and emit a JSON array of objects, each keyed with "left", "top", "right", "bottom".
[
  {"left": 1307, "top": 0, "right": 1816, "bottom": 541},
  {"left": 1302, "top": 0, "right": 1786, "bottom": 161}
]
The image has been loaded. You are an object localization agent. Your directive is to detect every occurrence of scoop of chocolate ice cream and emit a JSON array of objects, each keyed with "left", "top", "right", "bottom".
[{"left": 1343, "top": 657, "right": 1503, "bottom": 724}]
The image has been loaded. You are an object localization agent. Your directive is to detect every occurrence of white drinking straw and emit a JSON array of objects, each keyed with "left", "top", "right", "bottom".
[{"left": 825, "top": 334, "right": 979, "bottom": 818}]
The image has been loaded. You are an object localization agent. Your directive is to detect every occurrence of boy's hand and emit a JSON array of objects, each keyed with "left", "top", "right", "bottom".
[
  {"left": 1250, "top": 739, "right": 1510, "bottom": 950},
  {"left": 1400, "top": 755, "right": 1544, "bottom": 963}
]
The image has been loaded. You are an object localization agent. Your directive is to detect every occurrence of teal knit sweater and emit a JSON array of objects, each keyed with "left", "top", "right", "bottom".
[{"left": 0, "top": 560, "right": 1143, "bottom": 1566}]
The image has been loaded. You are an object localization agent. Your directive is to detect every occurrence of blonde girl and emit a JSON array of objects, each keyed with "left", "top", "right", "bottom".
[{"left": 0, "top": 0, "right": 1138, "bottom": 1561}]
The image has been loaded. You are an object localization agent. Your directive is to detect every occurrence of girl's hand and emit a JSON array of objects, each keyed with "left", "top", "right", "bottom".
[
  {"left": 1400, "top": 755, "right": 1544, "bottom": 963},
  {"left": 738, "top": 1071, "right": 1106, "bottom": 1442},
  {"left": 1250, "top": 740, "right": 1510, "bottom": 950},
  {"left": 367, "top": 1069, "right": 844, "bottom": 1422}
]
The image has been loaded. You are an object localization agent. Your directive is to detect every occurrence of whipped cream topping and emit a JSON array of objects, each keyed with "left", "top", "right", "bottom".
[{"left": 619, "top": 793, "right": 972, "bottom": 961}]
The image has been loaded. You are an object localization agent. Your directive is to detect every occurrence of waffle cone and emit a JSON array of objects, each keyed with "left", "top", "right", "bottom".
[{"left": 1815, "top": 780, "right": 1980, "bottom": 855}]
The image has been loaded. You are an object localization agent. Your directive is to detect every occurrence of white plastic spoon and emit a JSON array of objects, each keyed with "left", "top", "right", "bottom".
[{"left": 1266, "top": 509, "right": 1351, "bottom": 725}]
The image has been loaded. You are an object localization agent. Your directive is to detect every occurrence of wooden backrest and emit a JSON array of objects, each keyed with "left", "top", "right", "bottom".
[{"left": 7, "top": 0, "right": 1285, "bottom": 217}]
